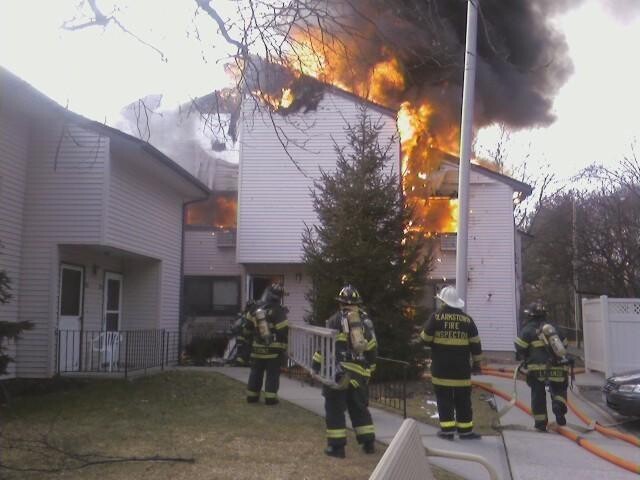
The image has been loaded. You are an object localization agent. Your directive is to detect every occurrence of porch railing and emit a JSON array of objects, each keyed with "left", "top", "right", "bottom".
[
  {"left": 287, "top": 324, "right": 408, "bottom": 417},
  {"left": 56, "top": 329, "right": 179, "bottom": 378},
  {"left": 288, "top": 324, "right": 337, "bottom": 383}
]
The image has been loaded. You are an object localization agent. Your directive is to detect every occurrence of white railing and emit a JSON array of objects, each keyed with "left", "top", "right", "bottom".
[
  {"left": 583, "top": 296, "right": 640, "bottom": 377},
  {"left": 369, "top": 419, "right": 498, "bottom": 480},
  {"left": 288, "top": 324, "right": 337, "bottom": 384}
]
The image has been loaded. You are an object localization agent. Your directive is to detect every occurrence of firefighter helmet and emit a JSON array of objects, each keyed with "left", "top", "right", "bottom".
[
  {"left": 264, "top": 283, "right": 285, "bottom": 303},
  {"left": 525, "top": 301, "right": 546, "bottom": 319},
  {"left": 336, "top": 284, "right": 362, "bottom": 305},
  {"left": 436, "top": 286, "right": 465, "bottom": 308}
]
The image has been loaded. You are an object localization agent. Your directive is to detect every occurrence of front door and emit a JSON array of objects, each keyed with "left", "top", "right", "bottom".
[
  {"left": 247, "top": 274, "right": 284, "bottom": 303},
  {"left": 103, "top": 272, "right": 123, "bottom": 331},
  {"left": 58, "top": 264, "right": 84, "bottom": 372}
]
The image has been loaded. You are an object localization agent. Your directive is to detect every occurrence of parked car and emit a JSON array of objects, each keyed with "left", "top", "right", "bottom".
[{"left": 603, "top": 372, "right": 640, "bottom": 416}]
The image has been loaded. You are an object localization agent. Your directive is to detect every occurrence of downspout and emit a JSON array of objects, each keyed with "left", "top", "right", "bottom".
[{"left": 179, "top": 196, "right": 209, "bottom": 364}]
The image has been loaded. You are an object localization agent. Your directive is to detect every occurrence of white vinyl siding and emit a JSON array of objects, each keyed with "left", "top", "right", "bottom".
[
  {"left": 0, "top": 106, "right": 29, "bottom": 378},
  {"left": 466, "top": 182, "right": 518, "bottom": 351},
  {"left": 105, "top": 153, "right": 184, "bottom": 330},
  {"left": 17, "top": 121, "right": 108, "bottom": 377},
  {"left": 428, "top": 172, "right": 518, "bottom": 351},
  {"left": 183, "top": 230, "right": 243, "bottom": 277},
  {"left": 237, "top": 91, "right": 399, "bottom": 263}
]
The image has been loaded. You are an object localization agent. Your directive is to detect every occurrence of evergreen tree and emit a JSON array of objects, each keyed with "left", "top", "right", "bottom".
[
  {"left": 0, "top": 242, "right": 32, "bottom": 375},
  {"left": 302, "top": 108, "right": 431, "bottom": 367}
]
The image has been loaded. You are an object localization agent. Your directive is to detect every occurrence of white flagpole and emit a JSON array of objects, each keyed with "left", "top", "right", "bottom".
[{"left": 455, "top": 0, "right": 478, "bottom": 304}]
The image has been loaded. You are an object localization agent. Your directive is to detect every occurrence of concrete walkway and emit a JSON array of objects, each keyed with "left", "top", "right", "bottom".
[{"left": 195, "top": 366, "right": 640, "bottom": 480}]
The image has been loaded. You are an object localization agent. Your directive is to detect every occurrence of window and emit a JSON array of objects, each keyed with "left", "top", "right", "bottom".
[
  {"left": 440, "top": 234, "right": 457, "bottom": 251},
  {"left": 184, "top": 277, "right": 240, "bottom": 316},
  {"left": 185, "top": 192, "right": 237, "bottom": 229}
]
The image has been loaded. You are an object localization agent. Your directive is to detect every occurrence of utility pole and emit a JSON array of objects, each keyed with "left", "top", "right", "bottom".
[{"left": 455, "top": 0, "right": 478, "bottom": 304}]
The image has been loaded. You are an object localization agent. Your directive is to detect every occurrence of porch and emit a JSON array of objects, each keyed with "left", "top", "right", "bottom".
[
  {"left": 55, "top": 244, "right": 176, "bottom": 377},
  {"left": 56, "top": 328, "right": 179, "bottom": 378}
]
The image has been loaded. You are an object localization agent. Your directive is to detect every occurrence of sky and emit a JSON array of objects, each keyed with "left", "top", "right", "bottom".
[{"left": 1, "top": 0, "right": 639, "bottom": 183}]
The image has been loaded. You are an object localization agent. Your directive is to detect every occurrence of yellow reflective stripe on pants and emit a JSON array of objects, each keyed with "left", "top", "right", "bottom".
[
  {"left": 456, "top": 421, "right": 473, "bottom": 429},
  {"left": 432, "top": 377, "right": 472, "bottom": 387},
  {"left": 355, "top": 425, "right": 375, "bottom": 435},
  {"left": 246, "top": 390, "right": 259, "bottom": 398},
  {"left": 472, "top": 354, "right": 483, "bottom": 362},
  {"left": 553, "top": 395, "right": 566, "bottom": 404},
  {"left": 264, "top": 391, "right": 277, "bottom": 399},
  {"left": 327, "top": 429, "right": 347, "bottom": 439},
  {"left": 440, "top": 421, "right": 456, "bottom": 428},
  {"left": 534, "top": 414, "right": 548, "bottom": 421},
  {"left": 250, "top": 353, "right": 279, "bottom": 359}
]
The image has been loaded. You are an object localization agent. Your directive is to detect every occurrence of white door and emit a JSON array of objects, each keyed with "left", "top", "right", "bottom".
[
  {"left": 58, "top": 264, "right": 84, "bottom": 372},
  {"left": 104, "top": 272, "right": 123, "bottom": 331}
]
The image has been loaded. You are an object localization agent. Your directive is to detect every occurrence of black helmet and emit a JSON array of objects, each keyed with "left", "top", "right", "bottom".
[
  {"left": 524, "top": 301, "right": 546, "bottom": 319},
  {"left": 336, "top": 284, "right": 362, "bottom": 305},
  {"left": 264, "top": 283, "right": 284, "bottom": 303}
]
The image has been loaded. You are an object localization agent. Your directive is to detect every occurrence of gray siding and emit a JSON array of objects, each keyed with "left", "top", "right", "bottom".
[
  {"left": 183, "top": 230, "right": 242, "bottom": 277},
  {"left": 17, "top": 121, "right": 108, "bottom": 377},
  {"left": 122, "top": 259, "right": 161, "bottom": 330},
  {"left": 105, "top": 153, "right": 184, "bottom": 330},
  {"left": 237, "top": 92, "right": 399, "bottom": 263},
  {"left": 0, "top": 106, "right": 29, "bottom": 378}
]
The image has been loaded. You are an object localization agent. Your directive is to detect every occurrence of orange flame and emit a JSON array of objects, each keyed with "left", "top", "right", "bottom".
[{"left": 253, "top": 30, "right": 462, "bottom": 235}]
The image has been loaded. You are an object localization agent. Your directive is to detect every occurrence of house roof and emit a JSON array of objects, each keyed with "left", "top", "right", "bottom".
[
  {"left": 1, "top": 66, "right": 210, "bottom": 197},
  {"left": 440, "top": 151, "right": 533, "bottom": 196}
]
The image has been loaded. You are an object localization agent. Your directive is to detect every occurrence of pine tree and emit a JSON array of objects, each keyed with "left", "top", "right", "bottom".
[
  {"left": 0, "top": 242, "right": 32, "bottom": 375},
  {"left": 302, "top": 108, "right": 431, "bottom": 367}
]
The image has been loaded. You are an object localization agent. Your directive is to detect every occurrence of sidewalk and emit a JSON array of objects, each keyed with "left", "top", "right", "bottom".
[{"left": 201, "top": 366, "right": 640, "bottom": 480}]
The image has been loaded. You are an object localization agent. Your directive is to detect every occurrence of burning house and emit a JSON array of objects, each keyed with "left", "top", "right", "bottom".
[
  {"left": 181, "top": 78, "right": 531, "bottom": 351},
  {"left": 180, "top": 0, "right": 583, "bottom": 350}
]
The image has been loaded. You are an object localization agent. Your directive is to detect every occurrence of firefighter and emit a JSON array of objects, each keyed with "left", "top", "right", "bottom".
[
  {"left": 515, "top": 301, "right": 570, "bottom": 432},
  {"left": 245, "top": 283, "right": 289, "bottom": 405},
  {"left": 420, "top": 286, "right": 483, "bottom": 440},
  {"left": 312, "top": 285, "right": 378, "bottom": 458}
]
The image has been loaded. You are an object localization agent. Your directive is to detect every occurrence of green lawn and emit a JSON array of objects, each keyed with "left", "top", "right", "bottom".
[{"left": 1, "top": 371, "right": 461, "bottom": 480}]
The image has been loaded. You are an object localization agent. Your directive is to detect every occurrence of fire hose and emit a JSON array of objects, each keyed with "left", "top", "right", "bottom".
[{"left": 474, "top": 370, "right": 640, "bottom": 475}]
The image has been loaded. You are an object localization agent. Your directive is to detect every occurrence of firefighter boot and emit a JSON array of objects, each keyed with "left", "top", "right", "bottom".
[
  {"left": 362, "top": 441, "right": 375, "bottom": 454},
  {"left": 555, "top": 414, "right": 567, "bottom": 426},
  {"left": 436, "top": 431, "right": 455, "bottom": 441},
  {"left": 324, "top": 445, "right": 346, "bottom": 459},
  {"left": 459, "top": 431, "right": 482, "bottom": 440}
]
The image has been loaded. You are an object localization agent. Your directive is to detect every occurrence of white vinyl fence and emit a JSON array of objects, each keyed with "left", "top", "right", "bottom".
[
  {"left": 288, "top": 324, "right": 337, "bottom": 384},
  {"left": 583, "top": 296, "right": 640, "bottom": 377}
]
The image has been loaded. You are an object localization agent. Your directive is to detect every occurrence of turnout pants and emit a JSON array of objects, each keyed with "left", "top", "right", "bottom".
[
  {"left": 323, "top": 381, "right": 375, "bottom": 447},
  {"left": 433, "top": 385, "right": 473, "bottom": 434},
  {"left": 246, "top": 356, "right": 281, "bottom": 404},
  {"left": 527, "top": 374, "right": 568, "bottom": 428}
]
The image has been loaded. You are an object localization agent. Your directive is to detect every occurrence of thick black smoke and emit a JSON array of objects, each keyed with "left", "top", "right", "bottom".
[{"left": 310, "top": 0, "right": 591, "bottom": 132}]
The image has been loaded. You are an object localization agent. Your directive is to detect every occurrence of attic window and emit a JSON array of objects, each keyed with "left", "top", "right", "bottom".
[{"left": 186, "top": 192, "right": 237, "bottom": 229}]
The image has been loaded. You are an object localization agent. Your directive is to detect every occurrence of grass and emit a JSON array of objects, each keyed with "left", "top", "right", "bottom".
[{"left": 1, "top": 370, "right": 462, "bottom": 480}]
